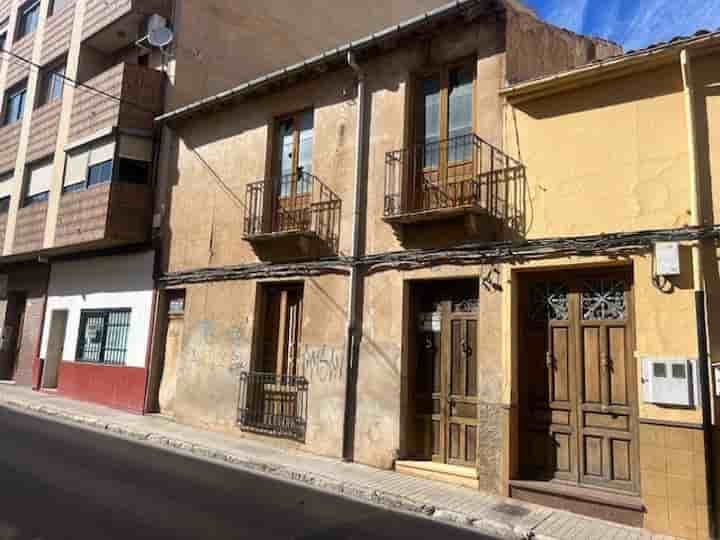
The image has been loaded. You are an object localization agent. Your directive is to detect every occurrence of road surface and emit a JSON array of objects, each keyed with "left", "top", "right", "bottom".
[{"left": 0, "top": 406, "right": 492, "bottom": 540}]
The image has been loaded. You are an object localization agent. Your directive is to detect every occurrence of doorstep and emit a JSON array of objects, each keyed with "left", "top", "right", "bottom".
[
  {"left": 395, "top": 460, "right": 479, "bottom": 489},
  {"left": 0, "top": 385, "right": 673, "bottom": 540}
]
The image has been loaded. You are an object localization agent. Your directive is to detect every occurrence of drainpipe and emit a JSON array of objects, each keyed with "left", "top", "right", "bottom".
[
  {"left": 342, "top": 51, "right": 367, "bottom": 462},
  {"left": 681, "top": 47, "right": 717, "bottom": 540}
]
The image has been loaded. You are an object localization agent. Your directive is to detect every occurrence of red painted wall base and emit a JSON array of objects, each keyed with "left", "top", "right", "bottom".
[{"left": 57, "top": 362, "right": 147, "bottom": 413}]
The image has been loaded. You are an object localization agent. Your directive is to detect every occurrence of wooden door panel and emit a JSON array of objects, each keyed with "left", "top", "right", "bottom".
[
  {"left": 553, "top": 431, "right": 572, "bottom": 474},
  {"left": 582, "top": 326, "right": 602, "bottom": 404},
  {"left": 550, "top": 326, "right": 570, "bottom": 403},
  {"left": 608, "top": 326, "right": 628, "bottom": 406},
  {"left": 611, "top": 438, "right": 632, "bottom": 482},
  {"left": 583, "top": 435, "right": 604, "bottom": 478}
]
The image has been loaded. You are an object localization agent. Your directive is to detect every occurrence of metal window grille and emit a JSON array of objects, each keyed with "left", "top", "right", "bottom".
[
  {"left": 76, "top": 309, "right": 131, "bottom": 366},
  {"left": 238, "top": 372, "right": 309, "bottom": 441}
]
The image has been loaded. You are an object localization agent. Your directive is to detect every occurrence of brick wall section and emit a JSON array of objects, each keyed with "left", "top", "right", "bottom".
[
  {"left": 7, "top": 33, "right": 33, "bottom": 87},
  {"left": 0, "top": 0, "right": 11, "bottom": 22},
  {"left": 82, "top": 0, "right": 171, "bottom": 42},
  {"left": 26, "top": 100, "right": 62, "bottom": 164},
  {"left": 13, "top": 202, "right": 48, "bottom": 254},
  {"left": 40, "top": 1, "right": 76, "bottom": 65},
  {"left": 69, "top": 63, "right": 164, "bottom": 143},
  {"left": 106, "top": 182, "right": 152, "bottom": 243},
  {"left": 7, "top": 264, "right": 49, "bottom": 387},
  {"left": 54, "top": 182, "right": 110, "bottom": 246},
  {"left": 0, "top": 122, "right": 21, "bottom": 175}
]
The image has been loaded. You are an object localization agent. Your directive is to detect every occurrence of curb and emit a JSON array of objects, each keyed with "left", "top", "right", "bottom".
[{"left": 0, "top": 395, "right": 535, "bottom": 539}]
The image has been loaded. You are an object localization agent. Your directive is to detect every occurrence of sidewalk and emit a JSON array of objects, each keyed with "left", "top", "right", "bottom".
[{"left": 0, "top": 385, "right": 673, "bottom": 540}]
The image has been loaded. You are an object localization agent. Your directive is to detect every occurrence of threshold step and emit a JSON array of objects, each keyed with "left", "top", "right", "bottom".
[{"left": 395, "top": 460, "right": 479, "bottom": 489}]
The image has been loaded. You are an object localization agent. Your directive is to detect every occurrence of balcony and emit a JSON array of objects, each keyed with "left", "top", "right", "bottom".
[
  {"left": 82, "top": 0, "right": 172, "bottom": 53},
  {"left": 384, "top": 134, "right": 527, "bottom": 239},
  {"left": 54, "top": 181, "right": 153, "bottom": 249},
  {"left": 69, "top": 63, "right": 164, "bottom": 144},
  {"left": 243, "top": 171, "right": 341, "bottom": 260},
  {"left": 237, "top": 371, "right": 309, "bottom": 442}
]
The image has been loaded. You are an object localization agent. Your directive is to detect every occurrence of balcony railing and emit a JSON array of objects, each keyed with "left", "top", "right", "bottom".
[
  {"left": 384, "top": 133, "right": 527, "bottom": 233},
  {"left": 244, "top": 171, "right": 341, "bottom": 252},
  {"left": 238, "top": 371, "right": 309, "bottom": 441}
]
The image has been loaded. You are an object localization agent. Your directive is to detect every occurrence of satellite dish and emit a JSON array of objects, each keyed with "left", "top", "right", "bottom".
[{"left": 148, "top": 26, "right": 174, "bottom": 48}]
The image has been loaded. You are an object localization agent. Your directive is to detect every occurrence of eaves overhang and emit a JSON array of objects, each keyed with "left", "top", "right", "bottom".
[
  {"left": 155, "top": 0, "right": 505, "bottom": 126},
  {"left": 501, "top": 30, "right": 720, "bottom": 103}
]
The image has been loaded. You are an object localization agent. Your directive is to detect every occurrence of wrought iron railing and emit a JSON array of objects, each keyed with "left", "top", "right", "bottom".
[
  {"left": 384, "top": 133, "right": 527, "bottom": 233},
  {"left": 244, "top": 171, "right": 341, "bottom": 252},
  {"left": 237, "top": 371, "right": 309, "bottom": 441}
]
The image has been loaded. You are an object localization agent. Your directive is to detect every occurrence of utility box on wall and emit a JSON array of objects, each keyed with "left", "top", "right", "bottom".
[{"left": 641, "top": 357, "right": 698, "bottom": 407}]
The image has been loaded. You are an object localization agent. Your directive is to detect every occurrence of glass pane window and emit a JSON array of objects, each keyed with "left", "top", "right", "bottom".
[
  {"left": 87, "top": 160, "right": 113, "bottom": 187},
  {"left": 38, "top": 63, "right": 66, "bottom": 106},
  {"left": 0, "top": 196, "right": 10, "bottom": 214},
  {"left": 420, "top": 78, "right": 441, "bottom": 169},
  {"left": 77, "top": 309, "right": 131, "bottom": 365},
  {"left": 48, "top": 0, "right": 70, "bottom": 17},
  {"left": 448, "top": 65, "right": 473, "bottom": 162},
  {"left": 17, "top": 0, "right": 40, "bottom": 39},
  {"left": 4, "top": 84, "right": 26, "bottom": 125},
  {"left": 296, "top": 111, "right": 314, "bottom": 193}
]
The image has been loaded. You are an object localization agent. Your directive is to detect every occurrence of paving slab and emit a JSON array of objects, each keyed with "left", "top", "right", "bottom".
[{"left": 0, "top": 385, "right": 678, "bottom": 540}]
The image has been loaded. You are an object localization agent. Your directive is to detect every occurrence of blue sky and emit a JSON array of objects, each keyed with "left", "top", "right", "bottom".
[{"left": 523, "top": 0, "right": 720, "bottom": 51}]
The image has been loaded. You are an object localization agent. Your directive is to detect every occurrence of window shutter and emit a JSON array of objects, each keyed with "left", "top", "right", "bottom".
[
  {"left": 0, "top": 172, "right": 13, "bottom": 199},
  {"left": 64, "top": 149, "right": 88, "bottom": 188},
  {"left": 88, "top": 138, "right": 115, "bottom": 166},
  {"left": 118, "top": 135, "right": 152, "bottom": 162},
  {"left": 27, "top": 161, "right": 53, "bottom": 197}
]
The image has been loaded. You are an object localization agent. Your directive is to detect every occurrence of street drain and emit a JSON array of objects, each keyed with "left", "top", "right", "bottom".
[{"left": 491, "top": 504, "right": 531, "bottom": 518}]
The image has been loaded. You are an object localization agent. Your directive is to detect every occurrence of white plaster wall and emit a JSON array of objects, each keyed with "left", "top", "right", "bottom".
[{"left": 40, "top": 251, "right": 155, "bottom": 368}]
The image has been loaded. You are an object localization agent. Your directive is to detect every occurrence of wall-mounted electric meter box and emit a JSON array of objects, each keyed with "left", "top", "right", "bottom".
[{"left": 641, "top": 357, "right": 697, "bottom": 407}]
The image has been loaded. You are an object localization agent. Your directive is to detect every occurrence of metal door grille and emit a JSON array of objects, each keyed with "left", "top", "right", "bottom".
[{"left": 76, "top": 309, "right": 131, "bottom": 365}]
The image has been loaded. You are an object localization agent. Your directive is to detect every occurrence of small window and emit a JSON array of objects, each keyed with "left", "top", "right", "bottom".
[
  {"left": 0, "top": 31, "right": 7, "bottom": 53},
  {"left": 24, "top": 159, "right": 52, "bottom": 206},
  {"left": 653, "top": 363, "right": 667, "bottom": 379},
  {"left": 48, "top": 0, "right": 70, "bottom": 17},
  {"left": 3, "top": 81, "right": 27, "bottom": 125},
  {"left": 16, "top": 0, "right": 40, "bottom": 40},
  {"left": 37, "top": 61, "right": 66, "bottom": 107},
  {"left": 672, "top": 363, "right": 687, "bottom": 380},
  {"left": 76, "top": 309, "right": 131, "bottom": 365},
  {"left": 116, "top": 158, "right": 149, "bottom": 184},
  {"left": 87, "top": 160, "right": 113, "bottom": 187},
  {"left": 0, "top": 196, "right": 10, "bottom": 214}
]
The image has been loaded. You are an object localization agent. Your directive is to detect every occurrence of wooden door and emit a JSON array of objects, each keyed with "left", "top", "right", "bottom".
[
  {"left": 413, "top": 299, "right": 479, "bottom": 467},
  {"left": 520, "top": 272, "right": 638, "bottom": 494},
  {"left": 445, "top": 301, "right": 479, "bottom": 467},
  {"left": 273, "top": 111, "right": 314, "bottom": 232},
  {"left": 1, "top": 293, "right": 26, "bottom": 380}
]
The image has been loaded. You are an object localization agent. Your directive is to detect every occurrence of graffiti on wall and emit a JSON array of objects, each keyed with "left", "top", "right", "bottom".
[{"left": 301, "top": 345, "right": 344, "bottom": 383}]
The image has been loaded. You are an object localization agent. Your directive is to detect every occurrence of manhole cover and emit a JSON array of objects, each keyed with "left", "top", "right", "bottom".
[{"left": 491, "top": 504, "right": 531, "bottom": 518}]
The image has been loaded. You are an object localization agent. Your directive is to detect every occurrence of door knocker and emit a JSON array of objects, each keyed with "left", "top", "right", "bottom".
[{"left": 461, "top": 338, "right": 472, "bottom": 357}]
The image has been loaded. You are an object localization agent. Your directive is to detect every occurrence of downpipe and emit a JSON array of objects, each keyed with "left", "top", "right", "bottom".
[
  {"left": 343, "top": 51, "right": 367, "bottom": 462},
  {"left": 682, "top": 47, "right": 717, "bottom": 540}
]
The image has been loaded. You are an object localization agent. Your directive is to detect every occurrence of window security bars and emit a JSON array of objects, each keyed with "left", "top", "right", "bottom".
[
  {"left": 237, "top": 371, "right": 309, "bottom": 441},
  {"left": 244, "top": 171, "right": 341, "bottom": 252},
  {"left": 76, "top": 309, "right": 131, "bottom": 365},
  {"left": 384, "top": 133, "right": 527, "bottom": 233}
]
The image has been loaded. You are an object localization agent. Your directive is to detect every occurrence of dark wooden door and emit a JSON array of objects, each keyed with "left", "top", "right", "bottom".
[
  {"left": 1, "top": 293, "right": 26, "bottom": 380},
  {"left": 521, "top": 272, "right": 638, "bottom": 493},
  {"left": 414, "top": 299, "right": 479, "bottom": 467}
]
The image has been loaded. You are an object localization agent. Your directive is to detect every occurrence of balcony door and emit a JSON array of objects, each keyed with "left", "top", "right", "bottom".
[
  {"left": 259, "top": 284, "right": 304, "bottom": 378},
  {"left": 413, "top": 61, "right": 475, "bottom": 211},
  {"left": 273, "top": 110, "right": 314, "bottom": 233}
]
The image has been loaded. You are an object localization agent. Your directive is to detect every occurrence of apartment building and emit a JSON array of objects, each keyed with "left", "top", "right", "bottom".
[
  {"left": 0, "top": 0, "right": 467, "bottom": 411},
  {"left": 0, "top": 0, "right": 168, "bottom": 412}
]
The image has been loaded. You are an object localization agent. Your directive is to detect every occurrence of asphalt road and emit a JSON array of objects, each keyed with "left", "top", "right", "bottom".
[{"left": 0, "top": 406, "right": 493, "bottom": 540}]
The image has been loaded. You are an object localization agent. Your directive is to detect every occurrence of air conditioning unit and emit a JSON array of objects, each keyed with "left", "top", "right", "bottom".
[{"left": 641, "top": 357, "right": 698, "bottom": 407}]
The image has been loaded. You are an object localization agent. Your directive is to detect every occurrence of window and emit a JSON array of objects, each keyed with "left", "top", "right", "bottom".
[
  {"left": 258, "top": 284, "right": 304, "bottom": 377},
  {"left": 0, "top": 196, "right": 10, "bottom": 214},
  {"left": 3, "top": 81, "right": 26, "bottom": 125},
  {"left": 87, "top": 160, "right": 112, "bottom": 187},
  {"left": 0, "top": 170, "right": 12, "bottom": 207},
  {"left": 275, "top": 110, "right": 314, "bottom": 198},
  {"left": 24, "top": 160, "right": 52, "bottom": 205},
  {"left": 37, "top": 61, "right": 66, "bottom": 106},
  {"left": 76, "top": 309, "right": 131, "bottom": 365},
  {"left": 16, "top": 0, "right": 40, "bottom": 40},
  {"left": 48, "top": 0, "right": 70, "bottom": 17},
  {"left": 116, "top": 159, "right": 149, "bottom": 184}
]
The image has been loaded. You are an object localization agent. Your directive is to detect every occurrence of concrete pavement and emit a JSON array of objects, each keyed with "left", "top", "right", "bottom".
[{"left": 0, "top": 385, "right": 677, "bottom": 540}]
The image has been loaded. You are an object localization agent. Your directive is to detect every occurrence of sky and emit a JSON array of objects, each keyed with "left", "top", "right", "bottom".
[{"left": 523, "top": 0, "right": 720, "bottom": 51}]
